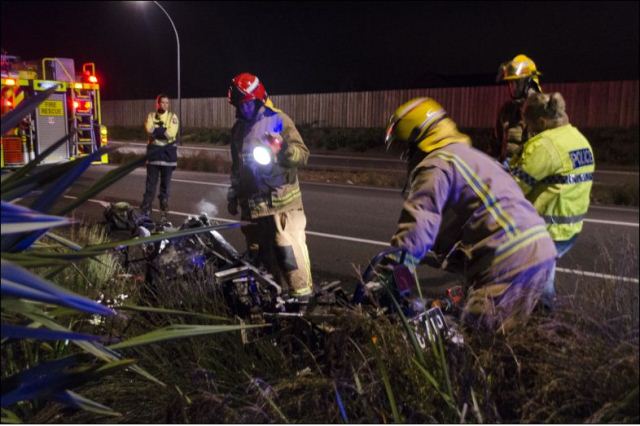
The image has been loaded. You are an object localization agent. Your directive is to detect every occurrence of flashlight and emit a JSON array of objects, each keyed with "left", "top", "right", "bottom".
[{"left": 252, "top": 145, "right": 273, "bottom": 166}]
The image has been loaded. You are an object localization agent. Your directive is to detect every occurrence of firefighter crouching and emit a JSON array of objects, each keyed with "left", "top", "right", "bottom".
[
  {"left": 226, "top": 73, "right": 314, "bottom": 298},
  {"left": 140, "top": 94, "right": 179, "bottom": 222},
  {"left": 511, "top": 92, "right": 594, "bottom": 262},
  {"left": 385, "top": 97, "right": 558, "bottom": 331}
]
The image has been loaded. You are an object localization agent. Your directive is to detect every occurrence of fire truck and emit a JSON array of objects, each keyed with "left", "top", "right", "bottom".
[{"left": 1, "top": 53, "right": 108, "bottom": 168}]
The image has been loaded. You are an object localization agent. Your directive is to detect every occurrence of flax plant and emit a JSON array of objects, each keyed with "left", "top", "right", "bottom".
[{"left": 1, "top": 89, "right": 263, "bottom": 420}]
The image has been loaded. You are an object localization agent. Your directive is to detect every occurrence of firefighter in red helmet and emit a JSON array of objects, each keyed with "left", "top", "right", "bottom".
[{"left": 227, "top": 73, "right": 314, "bottom": 299}]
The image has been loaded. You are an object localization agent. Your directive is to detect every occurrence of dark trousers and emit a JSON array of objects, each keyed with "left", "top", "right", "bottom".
[{"left": 141, "top": 164, "right": 174, "bottom": 214}]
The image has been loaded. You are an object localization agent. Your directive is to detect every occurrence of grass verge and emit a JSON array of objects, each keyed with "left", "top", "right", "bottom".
[{"left": 23, "top": 227, "right": 639, "bottom": 423}]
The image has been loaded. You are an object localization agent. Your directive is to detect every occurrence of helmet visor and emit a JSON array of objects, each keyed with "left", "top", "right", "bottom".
[
  {"left": 384, "top": 119, "right": 399, "bottom": 150},
  {"left": 496, "top": 61, "right": 509, "bottom": 82}
]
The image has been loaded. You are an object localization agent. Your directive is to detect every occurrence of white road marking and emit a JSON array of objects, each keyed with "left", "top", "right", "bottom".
[
  {"left": 306, "top": 231, "right": 389, "bottom": 247},
  {"left": 555, "top": 267, "right": 639, "bottom": 284},
  {"left": 68, "top": 196, "right": 639, "bottom": 284},
  {"left": 173, "top": 178, "right": 229, "bottom": 188},
  {"left": 584, "top": 218, "right": 638, "bottom": 227}
]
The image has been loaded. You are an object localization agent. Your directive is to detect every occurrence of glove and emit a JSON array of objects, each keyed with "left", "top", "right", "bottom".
[
  {"left": 152, "top": 127, "right": 167, "bottom": 140},
  {"left": 264, "top": 132, "right": 283, "bottom": 155}
]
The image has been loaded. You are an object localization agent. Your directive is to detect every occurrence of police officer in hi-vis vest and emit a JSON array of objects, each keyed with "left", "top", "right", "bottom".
[{"left": 510, "top": 92, "right": 594, "bottom": 308}]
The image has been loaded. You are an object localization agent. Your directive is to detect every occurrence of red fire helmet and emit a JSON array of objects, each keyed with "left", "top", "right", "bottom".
[{"left": 227, "top": 72, "right": 267, "bottom": 105}]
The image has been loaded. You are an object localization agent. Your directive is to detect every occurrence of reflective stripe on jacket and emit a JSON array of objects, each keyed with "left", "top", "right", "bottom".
[
  {"left": 510, "top": 124, "right": 594, "bottom": 241},
  {"left": 230, "top": 105, "right": 309, "bottom": 219},
  {"left": 145, "top": 111, "right": 179, "bottom": 166},
  {"left": 391, "top": 142, "right": 557, "bottom": 288}
]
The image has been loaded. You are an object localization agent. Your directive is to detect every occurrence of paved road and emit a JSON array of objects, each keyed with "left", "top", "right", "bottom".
[
  {"left": 110, "top": 140, "right": 638, "bottom": 184},
  {"left": 60, "top": 166, "right": 639, "bottom": 300}
]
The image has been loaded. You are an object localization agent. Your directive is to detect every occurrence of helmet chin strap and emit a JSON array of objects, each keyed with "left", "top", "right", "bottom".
[{"left": 400, "top": 144, "right": 416, "bottom": 162}]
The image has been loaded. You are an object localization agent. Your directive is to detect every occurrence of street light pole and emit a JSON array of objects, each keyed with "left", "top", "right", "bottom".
[{"left": 151, "top": 1, "right": 181, "bottom": 145}]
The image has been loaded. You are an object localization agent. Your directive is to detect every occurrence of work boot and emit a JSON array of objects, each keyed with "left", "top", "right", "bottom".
[
  {"left": 291, "top": 292, "right": 314, "bottom": 314},
  {"left": 293, "top": 293, "right": 312, "bottom": 303}
]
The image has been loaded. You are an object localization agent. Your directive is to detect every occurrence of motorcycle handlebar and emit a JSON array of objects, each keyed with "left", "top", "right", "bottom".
[{"left": 361, "top": 247, "right": 407, "bottom": 282}]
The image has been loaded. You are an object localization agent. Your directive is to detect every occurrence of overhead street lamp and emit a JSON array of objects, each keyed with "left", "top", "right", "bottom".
[{"left": 138, "top": 1, "right": 182, "bottom": 145}]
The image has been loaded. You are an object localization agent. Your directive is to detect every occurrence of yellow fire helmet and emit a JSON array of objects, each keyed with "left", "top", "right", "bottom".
[
  {"left": 385, "top": 97, "right": 470, "bottom": 156},
  {"left": 497, "top": 54, "right": 542, "bottom": 85}
]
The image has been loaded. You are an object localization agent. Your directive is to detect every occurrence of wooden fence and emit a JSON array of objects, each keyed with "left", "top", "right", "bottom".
[{"left": 102, "top": 80, "right": 638, "bottom": 129}]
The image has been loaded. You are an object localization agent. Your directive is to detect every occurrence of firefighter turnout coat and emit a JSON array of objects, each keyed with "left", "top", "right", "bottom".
[
  {"left": 392, "top": 141, "right": 557, "bottom": 288},
  {"left": 229, "top": 104, "right": 309, "bottom": 219},
  {"left": 494, "top": 98, "right": 526, "bottom": 162}
]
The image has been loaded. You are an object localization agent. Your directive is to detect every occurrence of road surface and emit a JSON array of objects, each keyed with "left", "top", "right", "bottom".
[{"left": 57, "top": 166, "right": 639, "bottom": 301}]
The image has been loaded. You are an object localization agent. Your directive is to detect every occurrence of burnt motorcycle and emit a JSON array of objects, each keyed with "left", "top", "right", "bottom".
[{"left": 127, "top": 213, "right": 464, "bottom": 346}]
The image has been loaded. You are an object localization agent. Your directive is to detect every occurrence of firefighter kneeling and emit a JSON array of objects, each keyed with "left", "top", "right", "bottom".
[{"left": 384, "top": 97, "right": 558, "bottom": 331}]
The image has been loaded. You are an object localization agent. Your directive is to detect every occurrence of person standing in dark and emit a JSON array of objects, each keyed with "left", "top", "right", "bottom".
[
  {"left": 226, "top": 73, "right": 314, "bottom": 299},
  {"left": 493, "top": 54, "right": 543, "bottom": 167},
  {"left": 140, "top": 94, "right": 179, "bottom": 223}
]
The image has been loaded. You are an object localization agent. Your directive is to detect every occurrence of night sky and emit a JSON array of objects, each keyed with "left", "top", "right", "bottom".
[{"left": 2, "top": 1, "right": 638, "bottom": 100}]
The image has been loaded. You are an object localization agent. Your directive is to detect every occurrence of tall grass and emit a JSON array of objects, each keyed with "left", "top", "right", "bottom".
[
  {"left": 30, "top": 235, "right": 638, "bottom": 423},
  {"left": 1, "top": 90, "right": 275, "bottom": 421}
]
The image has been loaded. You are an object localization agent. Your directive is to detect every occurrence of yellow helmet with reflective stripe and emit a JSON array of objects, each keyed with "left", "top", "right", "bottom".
[
  {"left": 497, "top": 54, "right": 542, "bottom": 85},
  {"left": 385, "top": 97, "right": 470, "bottom": 156}
]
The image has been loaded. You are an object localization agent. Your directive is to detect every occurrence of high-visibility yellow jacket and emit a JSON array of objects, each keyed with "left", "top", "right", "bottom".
[
  {"left": 510, "top": 124, "right": 594, "bottom": 242},
  {"left": 144, "top": 110, "right": 179, "bottom": 166}
]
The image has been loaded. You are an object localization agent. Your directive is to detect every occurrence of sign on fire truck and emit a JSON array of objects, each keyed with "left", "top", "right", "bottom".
[{"left": 1, "top": 53, "right": 109, "bottom": 168}]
